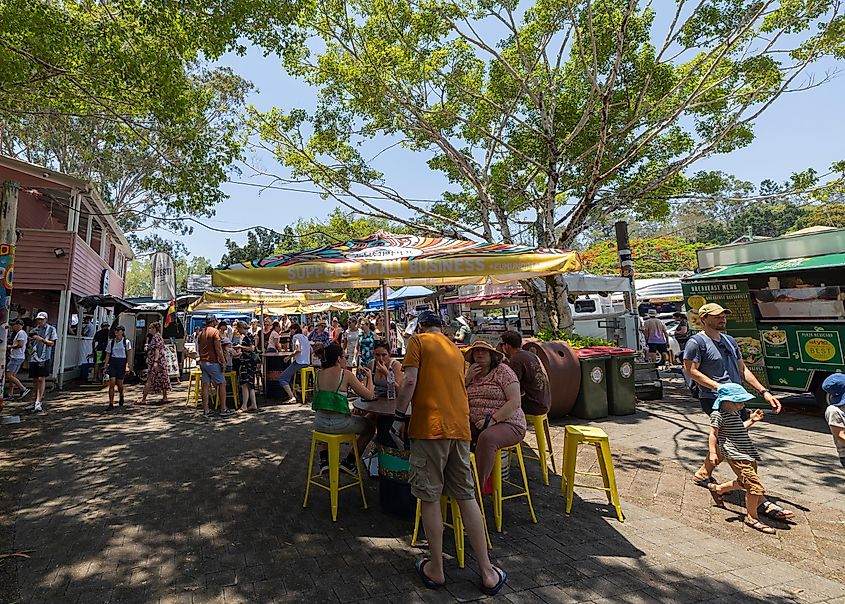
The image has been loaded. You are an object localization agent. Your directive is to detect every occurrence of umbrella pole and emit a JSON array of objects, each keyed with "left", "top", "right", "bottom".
[
  {"left": 381, "top": 280, "right": 390, "bottom": 351},
  {"left": 259, "top": 301, "right": 266, "bottom": 394}
]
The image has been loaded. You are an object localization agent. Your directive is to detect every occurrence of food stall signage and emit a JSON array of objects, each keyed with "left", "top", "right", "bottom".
[
  {"left": 682, "top": 279, "right": 768, "bottom": 390},
  {"left": 761, "top": 324, "right": 845, "bottom": 389},
  {"left": 797, "top": 331, "right": 842, "bottom": 365}
]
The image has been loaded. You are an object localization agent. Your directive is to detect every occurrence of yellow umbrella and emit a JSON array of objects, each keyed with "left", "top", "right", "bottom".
[
  {"left": 213, "top": 231, "right": 581, "bottom": 290},
  {"left": 188, "top": 288, "right": 346, "bottom": 312}
]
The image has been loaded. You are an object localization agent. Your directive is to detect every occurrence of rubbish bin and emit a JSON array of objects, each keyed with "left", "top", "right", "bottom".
[
  {"left": 605, "top": 348, "right": 637, "bottom": 415},
  {"left": 572, "top": 349, "right": 610, "bottom": 419}
]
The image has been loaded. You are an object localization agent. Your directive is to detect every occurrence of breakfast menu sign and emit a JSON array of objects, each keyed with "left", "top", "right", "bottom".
[{"left": 681, "top": 279, "right": 769, "bottom": 390}]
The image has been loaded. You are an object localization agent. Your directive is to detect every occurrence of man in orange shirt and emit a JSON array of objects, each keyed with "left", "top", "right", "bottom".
[
  {"left": 395, "top": 311, "right": 506, "bottom": 595},
  {"left": 198, "top": 316, "right": 229, "bottom": 417}
]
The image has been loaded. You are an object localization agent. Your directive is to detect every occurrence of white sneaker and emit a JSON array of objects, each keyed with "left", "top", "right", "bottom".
[{"left": 33, "top": 403, "right": 43, "bottom": 412}]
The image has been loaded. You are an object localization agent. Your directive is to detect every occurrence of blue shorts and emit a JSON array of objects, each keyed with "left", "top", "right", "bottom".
[
  {"left": 200, "top": 361, "right": 225, "bottom": 385},
  {"left": 108, "top": 357, "right": 127, "bottom": 381},
  {"left": 280, "top": 361, "right": 309, "bottom": 386},
  {"left": 6, "top": 357, "right": 24, "bottom": 374}
]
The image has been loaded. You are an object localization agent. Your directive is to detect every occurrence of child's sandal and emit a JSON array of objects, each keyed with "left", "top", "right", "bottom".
[
  {"left": 707, "top": 483, "right": 725, "bottom": 507},
  {"left": 744, "top": 518, "right": 776, "bottom": 534}
]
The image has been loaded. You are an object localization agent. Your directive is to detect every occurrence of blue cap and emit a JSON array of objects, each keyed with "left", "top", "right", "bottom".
[
  {"left": 713, "top": 383, "right": 755, "bottom": 410},
  {"left": 822, "top": 373, "right": 845, "bottom": 406},
  {"left": 417, "top": 310, "right": 443, "bottom": 327}
]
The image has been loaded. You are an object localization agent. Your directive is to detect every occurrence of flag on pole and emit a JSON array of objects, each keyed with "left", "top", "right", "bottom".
[{"left": 164, "top": 299, "right": 176, "bottom": 327}]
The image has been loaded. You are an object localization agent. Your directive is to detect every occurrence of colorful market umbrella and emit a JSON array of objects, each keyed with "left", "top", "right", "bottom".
[
  {"left": 212, "top": 231, "right": 582, "bottom": 290},
  {"left": 188, "top": 288, "right": 347, "bottom": 312}
]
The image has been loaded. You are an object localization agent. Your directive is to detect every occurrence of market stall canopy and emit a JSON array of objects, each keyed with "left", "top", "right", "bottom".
[
  {"left": 687, "top": 253, "right": 845, "bottom": 280},
  {"left": 78, "top": 295, "right": 138, "bottom": 314},
  {"left": 561, "top": 273, "right": 630, "bottom": 293},
  {"left": 367, "top": 286, "right": 434, "bottom": 310},
  {"left": 365, "top": 287, "right": 394, "bottom": 305},
  {"left": 212, "top": 231, "right": 582, "bottom": 290},
  {"left": 188, "top": 288, "right": 347, "bottom": 312}
]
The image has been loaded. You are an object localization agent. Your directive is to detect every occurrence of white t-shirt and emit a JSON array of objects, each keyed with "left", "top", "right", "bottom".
[
  {"left": 10, "top": 330, "right": 27, "bottom": 359},
  {"left": 344, "top": 329, "right": 360, "bottom": 358},
  {"left": 293, "top": 333, "right": 311, "bottom": 365},
  {"left": 107, "top": 338, "right": 132, "bottom": 359},
  {"left": 825, "top": 404, "right": 845, "bottom": 458}
]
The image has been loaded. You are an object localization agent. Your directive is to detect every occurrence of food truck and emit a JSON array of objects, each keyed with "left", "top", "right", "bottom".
[{"left": 682, "top": 227, "right": 845, "bottom": 404}]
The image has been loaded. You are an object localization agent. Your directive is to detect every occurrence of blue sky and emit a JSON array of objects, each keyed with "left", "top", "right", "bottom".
[{"left": 180, "top": 26, "right": 845, "bottom": 265}]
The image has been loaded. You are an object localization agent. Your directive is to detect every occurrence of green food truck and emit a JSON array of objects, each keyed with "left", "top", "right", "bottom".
[{"left": 681, "top": 227, "right": 845, "bottom": 405}]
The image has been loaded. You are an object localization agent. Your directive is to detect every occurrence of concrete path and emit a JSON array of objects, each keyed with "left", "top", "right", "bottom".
[{"left": 0, "top": 379, "right": 843, "bottom": 603}]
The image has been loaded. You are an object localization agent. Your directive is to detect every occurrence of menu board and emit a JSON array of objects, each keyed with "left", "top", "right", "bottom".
[
  {"left": 681, "top": 279, "right": 769, "bottom": 396},
  {"left": 761, "top": 324, "right": 845, "bottom": 390}
]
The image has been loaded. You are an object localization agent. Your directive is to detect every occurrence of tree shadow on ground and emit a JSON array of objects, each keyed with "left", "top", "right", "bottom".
[{"left": 1, "top": 387, "right": 842, "bottom": 604}]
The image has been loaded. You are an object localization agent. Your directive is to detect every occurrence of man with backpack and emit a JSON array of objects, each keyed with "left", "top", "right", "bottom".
[{"left": 683, "top": 303, "right": 793, "bottom": 520}]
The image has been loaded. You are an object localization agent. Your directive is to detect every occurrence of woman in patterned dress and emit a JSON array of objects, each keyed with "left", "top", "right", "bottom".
[
  {"left": 357, "top": 320, "right": 376, "bottom": 368},
  {"left": 139, "top": 321, "right": 171, "bottom": 404},
  {"left": 463, "top": 340, "right": 526, "bottom": 485},
  {"left": 235, "top": 321, "right": 259, "bottom": 412}
]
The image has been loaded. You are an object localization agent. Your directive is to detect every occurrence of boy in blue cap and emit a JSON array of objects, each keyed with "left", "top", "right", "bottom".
[
  {"left": 705, "top": 383, "right": 792, "bottom": 534},
  {"left": 822, "top": 374, "right": 845, "bottom": 468}
]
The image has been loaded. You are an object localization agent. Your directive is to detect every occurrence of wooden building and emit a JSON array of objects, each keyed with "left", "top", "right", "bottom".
[{"left": 1, "top": 155, "right": 134, "bottom": 386}]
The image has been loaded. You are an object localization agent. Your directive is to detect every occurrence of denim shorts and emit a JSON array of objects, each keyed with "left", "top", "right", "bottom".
[
  {"left": 313, "top": 412, "right": 369, "bottom": 434},
  {"left": 6, "top": 357, "right": 24, "bottom": 374},
  {"left": 280, "top": 361, "right": 308, "bottom": 386},
  {"left": 200, "top": 361, "right": 225, "bottom": 385}
]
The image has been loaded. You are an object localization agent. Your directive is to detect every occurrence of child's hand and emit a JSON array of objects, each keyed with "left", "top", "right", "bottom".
[{"left": 750, "top": 409, "right": 764, "bottom": 423}]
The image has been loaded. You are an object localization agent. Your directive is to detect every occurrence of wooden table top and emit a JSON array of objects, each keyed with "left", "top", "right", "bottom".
[{"left": 351, "top": 397, "right": 397, "bottom": 416}]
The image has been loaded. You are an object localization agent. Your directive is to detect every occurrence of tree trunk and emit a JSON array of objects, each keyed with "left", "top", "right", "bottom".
[{"left": 521, "top": 275, "right": 574, "bottom": 333}]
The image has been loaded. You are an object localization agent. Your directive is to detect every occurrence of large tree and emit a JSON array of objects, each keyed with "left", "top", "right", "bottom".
[
  {"left": 0, "top": 1, "right": 292, "bottom": 250},
  {"left": 253, "top": 0, "right": 845, "bottom": 328}
]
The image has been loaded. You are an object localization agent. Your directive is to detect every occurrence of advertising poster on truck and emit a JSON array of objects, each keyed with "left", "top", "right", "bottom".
[{"left": 760, "top": 324, "right": 845, "bottom": 390}]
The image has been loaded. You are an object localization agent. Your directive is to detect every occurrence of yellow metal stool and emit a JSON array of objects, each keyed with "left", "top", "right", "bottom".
[
  {"left": 185, "top": 369, "right": 202, "bottom": 406},
  {"left": 411, "top": 497, "right": 466, "bottom": 567},
  {"left": 491, "top": 443, "right": 537, "bottom": 532},
  {"left": 187, "top": 369, "right": 239, "bottom": 409},
  {"left": 412, "top": 454, "right": 492, "bottom": 557},
  {"left": 211, "top": 371, "right": 240, "bottom": 410},
  {"left": 303, "top": 431, "right": 367, "bottom": 521},
  {"left": 295, "top": 366, "right": 317, "bottom": 403},
  {"left": 560, "top": 425, "right": 624, "bottom": 522},
  {"left": 523, "top": 414, "right": 556, "bottom": 485}
]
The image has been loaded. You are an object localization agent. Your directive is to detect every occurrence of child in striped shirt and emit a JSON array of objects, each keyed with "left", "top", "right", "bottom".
[{"left": 705, "top": 383, "right": 792, "bottom": 534}]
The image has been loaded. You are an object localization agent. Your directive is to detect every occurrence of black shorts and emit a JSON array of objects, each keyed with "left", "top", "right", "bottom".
[
  {"left": 108, "top": 357, "right": 127, "bottom": 381},
  {"left": 29, "top": 361, "right": 50, "bottom": 378},
  {"left": 648, "top": 343, "right": 668, "bottom": 354}
]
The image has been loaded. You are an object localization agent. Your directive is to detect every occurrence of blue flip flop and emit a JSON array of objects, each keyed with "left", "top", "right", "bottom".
[
  {"left": 481, "top": 567, "right": 508, "bottom": 596},
  {"left": 415, "top": 558, "right": 444, "bottom": 590}
]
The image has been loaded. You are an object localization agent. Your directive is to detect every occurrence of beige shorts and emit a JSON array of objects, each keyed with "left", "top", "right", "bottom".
[
  {"left": 727, "top": 459, "right": 765, "bottom": 496},
  {"left": 408, "top": 439, "right": 475, "bottom": 502}
]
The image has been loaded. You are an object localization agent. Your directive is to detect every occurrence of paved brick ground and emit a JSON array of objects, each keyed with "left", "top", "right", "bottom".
[{"left": 1, "top": 378, "right": 844, "bottom": 604}]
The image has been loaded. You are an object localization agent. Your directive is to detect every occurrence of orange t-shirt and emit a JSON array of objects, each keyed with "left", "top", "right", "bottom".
[{"left": 403, "top": 332, "right": 471, "bottom": 441}]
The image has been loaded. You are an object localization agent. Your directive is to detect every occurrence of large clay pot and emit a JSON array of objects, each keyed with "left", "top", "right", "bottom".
[{"left": 522, "top": 340, "right": 581, "bottom": 418}]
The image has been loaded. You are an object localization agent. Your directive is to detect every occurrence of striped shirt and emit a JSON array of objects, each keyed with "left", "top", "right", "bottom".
[{"left": 710, "top": 410, "right": 759, "bottom": 461}]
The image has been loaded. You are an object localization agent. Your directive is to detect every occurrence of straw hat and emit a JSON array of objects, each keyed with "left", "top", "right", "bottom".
[{"left": 462, "top": 340, "right": 504, "bottom": 363}]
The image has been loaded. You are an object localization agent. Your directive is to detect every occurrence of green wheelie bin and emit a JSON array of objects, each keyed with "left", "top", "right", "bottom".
[
  {"left": 571, "top": 349, "right": 610, "bottom": 419},
  {"left": 605, "top": 348, "right": 637, "bottom": 415}
]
